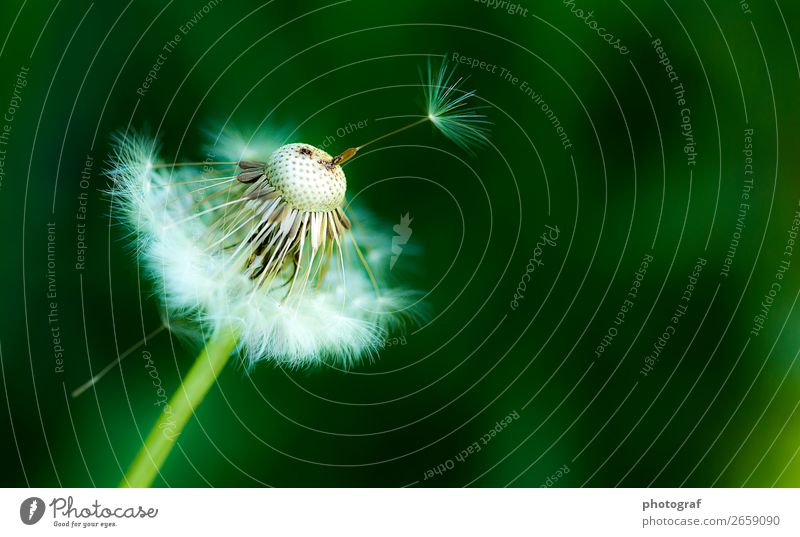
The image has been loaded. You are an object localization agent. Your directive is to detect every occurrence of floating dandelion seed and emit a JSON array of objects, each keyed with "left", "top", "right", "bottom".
[
  {"left": 110, "top": 59, "right": 490, "bottom": 487},
  {"left": 424, "top": 59, "right": 491, "bottom": 151},
  {"left": 329, "top": 59, "right": 490, "bottom": 167}
]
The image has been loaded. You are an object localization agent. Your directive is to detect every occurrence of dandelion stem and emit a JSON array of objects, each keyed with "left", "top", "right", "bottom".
[{"left": 120, "top": 325, "right": 239, "bottom": 488}]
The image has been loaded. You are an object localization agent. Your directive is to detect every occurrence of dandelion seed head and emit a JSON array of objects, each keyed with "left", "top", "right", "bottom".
[
  {"left": 108, "top": 130, "right": 421, "bottom": 369},
  {"left": 105, "top": 61, "right": 492, "bottom": 370}
]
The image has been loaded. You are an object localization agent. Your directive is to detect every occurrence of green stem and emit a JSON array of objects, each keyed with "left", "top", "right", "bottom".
[{"left": 120, "top": 326, "right": 239, "bottom": 487}]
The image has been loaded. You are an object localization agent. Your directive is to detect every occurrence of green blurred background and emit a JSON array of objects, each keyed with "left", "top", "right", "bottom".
[{"left": 1, "top": 0, "right": 799, "bottom": 487}]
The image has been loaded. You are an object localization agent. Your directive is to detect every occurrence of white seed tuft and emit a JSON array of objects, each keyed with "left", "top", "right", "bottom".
[{"left": 107, "top": 132, "right": 421, "bottom": 369}]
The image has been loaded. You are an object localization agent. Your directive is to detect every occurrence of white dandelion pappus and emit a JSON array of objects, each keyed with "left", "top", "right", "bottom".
[
  {"left": 108, "top": 60, "right": 488, "bottom": 370},
  {"left": 110, "top": 135, "right": 416, "bottom": 369}
]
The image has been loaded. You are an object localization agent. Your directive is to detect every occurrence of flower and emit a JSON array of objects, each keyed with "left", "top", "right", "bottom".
[
  {"left": 109, "top": 132, "right": 418, "bottom": 369},
  {"left": 107, "top": 61, "right": 487, "bottom": 370}
]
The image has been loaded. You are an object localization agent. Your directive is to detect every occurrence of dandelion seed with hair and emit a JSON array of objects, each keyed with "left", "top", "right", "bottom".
[{"left": 106, "top": 60, "right": 490, "bottom": 487}]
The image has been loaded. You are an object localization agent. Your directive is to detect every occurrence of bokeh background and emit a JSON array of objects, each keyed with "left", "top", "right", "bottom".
[{"left": 1, "top": 0, "right": 799, "bottom": 487}]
